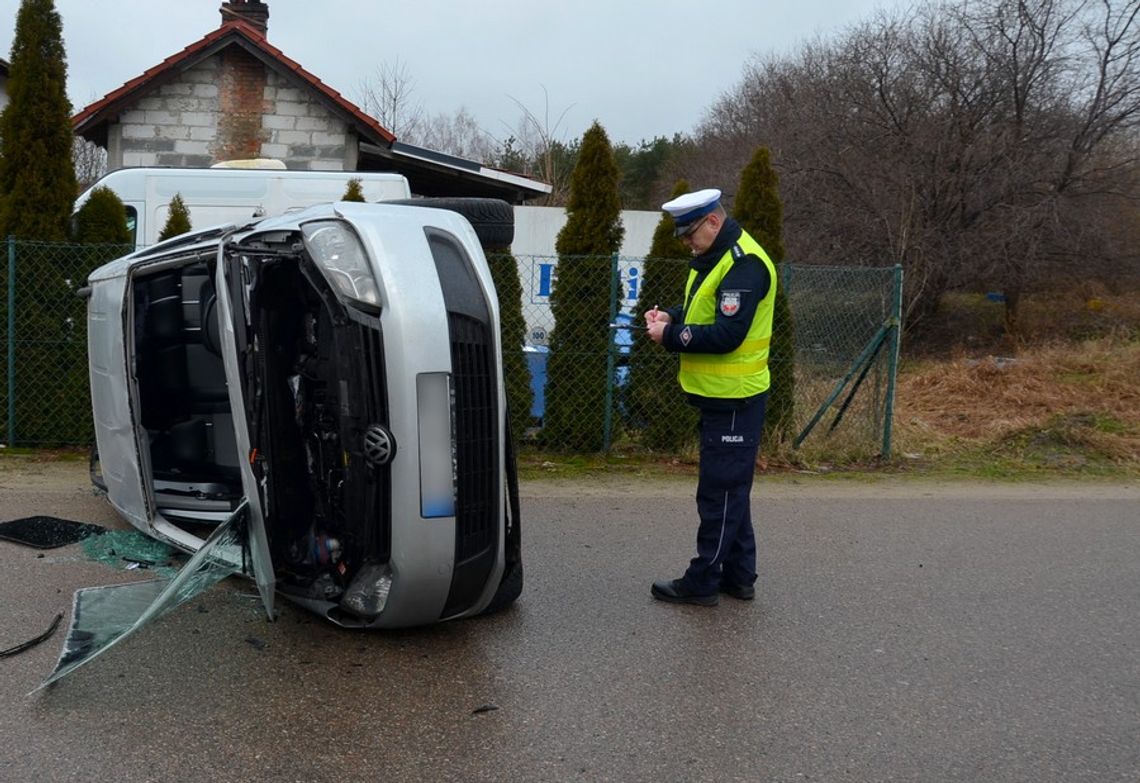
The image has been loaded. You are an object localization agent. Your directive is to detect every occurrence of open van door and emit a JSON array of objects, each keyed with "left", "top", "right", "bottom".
[{"left": 212, "top": 243, "right": 277, "bottom": 618}]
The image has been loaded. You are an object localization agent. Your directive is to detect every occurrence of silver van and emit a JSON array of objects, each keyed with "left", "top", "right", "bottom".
[{"left": 84, "top": 200, "right": 522, "bottom": 631}]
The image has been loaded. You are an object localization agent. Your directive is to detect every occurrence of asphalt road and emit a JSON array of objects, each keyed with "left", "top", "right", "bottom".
[{"left": 1, "top": 465, "right": 1137, "bottom": 782}]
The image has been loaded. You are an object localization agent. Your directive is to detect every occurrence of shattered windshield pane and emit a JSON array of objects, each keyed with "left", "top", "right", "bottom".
[{"left": 36, "top": 502, "right": 251, "bottom": 691}]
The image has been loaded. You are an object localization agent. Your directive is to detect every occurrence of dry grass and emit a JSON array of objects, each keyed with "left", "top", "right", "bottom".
[
  {"left": 890, "top": 288, "right": 1140, "bottom": 474},
  {"left": 895, "top": 335, "right": 1140, "bottom": 470}
]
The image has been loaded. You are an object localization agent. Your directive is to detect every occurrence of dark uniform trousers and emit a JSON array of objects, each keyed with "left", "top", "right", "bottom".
[{"left": 682, "top": 391, "right": 768, "bottom": 594}]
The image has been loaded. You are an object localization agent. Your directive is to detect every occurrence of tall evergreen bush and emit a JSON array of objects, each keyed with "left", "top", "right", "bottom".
[
  {"left": 485, "top": 248, "right": 533, "bottom": 444},
  {"left": 73, "top": 186, "right": 131, "bottom": 245},
  {"left": 0, "top": 0, "right": 81, "bottom": 444},
  {"left": 37, "top": 186, "right": 132, "bottom": 445},
  {"left": 341, "top": 178, "right": 366, "bottom": 202},
  {"left": 158, "top": 194, "right": 192, "bottom": 241},
  {"left": 73, "top": 185, "right": 132, "bottom": 289},
  {"left": 542, "top": 122, "right": 624, "bottom": 450},
  {"left": 734, "top": 146, "right": 795, "bottom": 445},
  {"left": 626, "top": 179, "right": 699, "bottom": 450},
  {"left": 0, "top": 0, "right": 76, "bottom": 240}
]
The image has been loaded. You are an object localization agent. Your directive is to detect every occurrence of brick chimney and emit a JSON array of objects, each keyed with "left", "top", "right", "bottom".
[{"left": 220, "top": 0, "right": 269, "bottom": 35}]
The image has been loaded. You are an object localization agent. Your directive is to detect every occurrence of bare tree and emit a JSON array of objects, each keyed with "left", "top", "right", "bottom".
[
  {"left": 692, "top": 0, "right": 1140, "bottom": 333},
  {"left": 355, "top": 62, "right": 566, "bottom": 193},
  {"left": 503, "top": 87, "right": 576, "bottom": 204},
  {"left": 416, "top": 106, "right": 497, "bottom": 162},
  {"left": 355, "top": 58, "right": 425, "bottom": 139}
]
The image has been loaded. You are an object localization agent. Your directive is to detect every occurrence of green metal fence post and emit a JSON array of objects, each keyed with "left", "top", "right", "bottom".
[
  {"left": 602, "top": 253, "right": 620, "bottom": 451},
  {"left": 7, "top": 236, "right": 15, "bottom": 447},
  {"left": 795, "top": 323, "right": 890, "bottom": 448},
  {"left": 881, "top": 264, "right": 904, "bottom": 457}
]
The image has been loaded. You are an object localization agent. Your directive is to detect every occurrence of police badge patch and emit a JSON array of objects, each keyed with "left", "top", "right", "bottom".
[
  {"left": 720, "top": 291, "right": 741, "bottom": 316},
  {"left": 680, "top": 326, "right": 693, "bottom": 346}
]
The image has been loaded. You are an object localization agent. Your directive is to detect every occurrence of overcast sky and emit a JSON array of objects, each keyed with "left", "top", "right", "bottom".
[{"left": 1, "top": 0, "right": 905, "bottom": 146}]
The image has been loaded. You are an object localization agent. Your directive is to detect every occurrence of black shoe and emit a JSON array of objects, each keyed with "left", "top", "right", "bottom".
[
  {"left": 719, "top": 582, "right": 755, "bottom": 601},
  {"left": 651, "top": 579, "right": 718, "bottom": 606}
]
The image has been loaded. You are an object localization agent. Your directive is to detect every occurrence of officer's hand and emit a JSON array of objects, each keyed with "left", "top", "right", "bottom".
[{"left": 646, "top": 318, "right": 667, "bottom": 345}]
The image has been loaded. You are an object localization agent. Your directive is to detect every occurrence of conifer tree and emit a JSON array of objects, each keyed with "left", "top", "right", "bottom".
[
  {"left": 341, "top": 178, "right": 366, "bottom": 202},
  {"left": 73, "top": 186, "right": 131, "bottom": 246},
  {"left": 37, "top": 186, "right": 130, "bottom": 445},
  {"left": 485, "top": 247, "right": 533, "bottom": 444},
  {"left": 71, "top": 187, "right": 131, "bottom": 346},
  {"left": 626, "top": 179, "right": 699, "bottom": 450},
  {"left": 0, "top": 0, "right": 76, "bottom": 240},
  {"left": 72, "top": 185, "right": 132, "bottom": 297},
  {"left": 158, "top": 194, "right": 192, "bottom": 241},
  {"left": 542, "top": 121, "right": 624, "bottom": 450},
  {"left": 0, "top": 1, "right": 80, "bottom": 444},
  {"left": 734, "top": 146, "right": 795, "bottom": 445}
]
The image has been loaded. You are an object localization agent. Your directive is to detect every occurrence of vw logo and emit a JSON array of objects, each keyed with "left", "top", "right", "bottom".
[{"left": 363, "top": 424, "right": 395, "bottom": 467}]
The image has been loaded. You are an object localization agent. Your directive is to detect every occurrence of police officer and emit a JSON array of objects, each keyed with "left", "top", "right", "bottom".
[{"left": 645, "top": 188, "right": 776, "bottom": 606}]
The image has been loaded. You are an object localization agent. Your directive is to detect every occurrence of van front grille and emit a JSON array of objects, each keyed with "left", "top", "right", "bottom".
[
  {"left": 350, "top": 321, "right": 391, "bottom": 563},
  {"left": 449, "top": 313, "right": 498, "bottom": 563},
  {"left": 426, "top": 229, "right": 501, "bottom": 618}
]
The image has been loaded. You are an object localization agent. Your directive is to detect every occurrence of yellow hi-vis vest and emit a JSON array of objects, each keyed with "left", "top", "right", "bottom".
[{"left": 678, "top": 232, "right": 777, "bottom": 398}]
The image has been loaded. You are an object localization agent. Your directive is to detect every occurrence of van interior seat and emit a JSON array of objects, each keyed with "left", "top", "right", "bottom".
[
  {"left": 200, "top": 280, "right": 222, "bottom": 358},
  {"left": 138, "top": 266, "right": 239, "bottom": 482},
  {"left": 181, "top": 270, "right": 229, "bottom": 407}
]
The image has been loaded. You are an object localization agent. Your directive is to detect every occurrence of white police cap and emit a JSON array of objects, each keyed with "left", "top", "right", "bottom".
[{"left": 661, "top": 188, "right": 722, "bottom": 236}]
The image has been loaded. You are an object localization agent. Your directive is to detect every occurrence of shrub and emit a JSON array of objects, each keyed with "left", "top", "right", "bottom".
[
  {"left": 734, "top": 146, "right": 796, "bottom": 446},
  {"left": 486, "top": 248, "right": 533, "bottom": 443},
  {"left": 158, "top": 194, "right": 192, "bottom": 241},
  {"left": 0, "top": 0, "right": 77, "bottom": 240},
  {"left": 625, "top": 179, "right": 700, "bottom": 450},
  {"left": 542, "top": 122, "right": 624, "bottom": 451},
  {"left": 341, "top": 178, "right": 366, "bottom": 202}
]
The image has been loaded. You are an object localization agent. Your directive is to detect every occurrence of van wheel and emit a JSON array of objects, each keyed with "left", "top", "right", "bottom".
[{"left": 386, "top": 197, "right": 514, "bottom": 249}]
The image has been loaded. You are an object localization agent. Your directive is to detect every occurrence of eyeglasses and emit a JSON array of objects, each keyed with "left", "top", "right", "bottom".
[{"left": 679, "top": 214, "right": 710, "bottom": 239}]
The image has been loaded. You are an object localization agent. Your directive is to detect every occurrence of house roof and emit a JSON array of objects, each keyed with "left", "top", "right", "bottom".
[
  {"left": 359, "top": 140, "right": 551, "bottom": 201},
  {"left": 71, "top": 20, "right": 551, "bottom": 203},
  {"left": 73, "top": 20, "right": 396, "bottom": 148}
]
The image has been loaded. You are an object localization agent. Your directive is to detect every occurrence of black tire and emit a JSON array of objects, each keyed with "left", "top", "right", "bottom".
[
  {"left": 481, "top": 410, "right": 523, "bottom": 615},
  {"left": 386, "top": 197, "right": 514, "bottom": 249},
  {"left": 482, "top": 560, "right": 523, "bottom": 615}
]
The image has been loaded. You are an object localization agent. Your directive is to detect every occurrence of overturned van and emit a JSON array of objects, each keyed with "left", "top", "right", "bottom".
[{"left": 84, "top": 199, "right": 522, "bottom": 631}]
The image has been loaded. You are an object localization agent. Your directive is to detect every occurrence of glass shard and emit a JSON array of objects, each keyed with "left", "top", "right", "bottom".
[{"left": 36, "top": 502, "right": 251, "bottom": 691}]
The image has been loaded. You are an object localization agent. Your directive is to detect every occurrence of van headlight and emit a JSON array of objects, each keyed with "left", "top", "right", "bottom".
[
  {"left": 341, "top": 563, "right": 393, "bottom": 619},
  {"left": 301, "top": 221, "right": 380, "bottom": 309}
]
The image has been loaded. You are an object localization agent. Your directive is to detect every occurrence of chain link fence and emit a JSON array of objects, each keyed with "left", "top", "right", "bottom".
[
  {"left": 505, "top": 254, "right": 902, "bottom": 461},
  {"left": 780, "top": 264, "right": 902, "bottom": 461},
  {"left": 1, "top": 239, "right": 131, "bottom": 447},
  {"left": 2, "top": 240, "right": 901, "bottom": 463}
]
